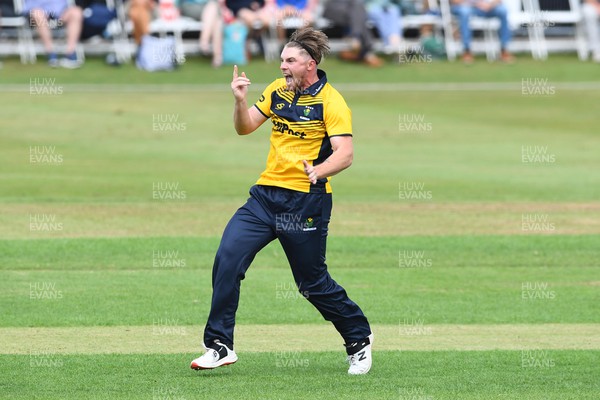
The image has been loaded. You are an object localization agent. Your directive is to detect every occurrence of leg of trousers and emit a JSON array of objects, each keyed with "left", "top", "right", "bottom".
[
  {"left": 276, "top": 189, "right": 371, "bottom": 344},
  {"left": 451, "top": 5, "right": 473, "bottom": 52},
  {"left": 203, "top": 185, "right": 371, "bottom": 348},
  {"left": 203, "top": 193, "right": 276, "bottom": 348}
]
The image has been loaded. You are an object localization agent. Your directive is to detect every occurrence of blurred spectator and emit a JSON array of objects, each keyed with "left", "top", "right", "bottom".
[
  {"left": 272, "top": 0, "right": 317, "bottom": 42},
  {"left": 180, "top": 0, "right": 223, "bottom": 66},
  {"left": 76, "top": 0, "right": 117, "bottom": 40},
  {"left": 322, "top": 0, "right": 384, "bottom": 66},
  {"left": 128, "top": 0, "right": 156, "bottom": 45},
  {"left": 365, "top": 0, "right": 403, "bottom": 53},
  {"left": 582, "top": 0, "right": 600, "bottom": 62},
  {"left": 223, "top": 0, "right": 272, "bottom": 28},
  {"left": 450, "top": 0, "right": 513, "bottom": 63},
  {"left": 23, "top": 0, "right": 84, "bottom": 67},
  {"left": 221, "top": 0, "right": 272, "bottom": 60},
  {"left": 274, "top": 0, "right": 317, "bottom": 26}
]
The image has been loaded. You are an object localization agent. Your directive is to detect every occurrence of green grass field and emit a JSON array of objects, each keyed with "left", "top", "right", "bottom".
[{"left": 1, "top": 54, "right": 599, "bottom": 399}]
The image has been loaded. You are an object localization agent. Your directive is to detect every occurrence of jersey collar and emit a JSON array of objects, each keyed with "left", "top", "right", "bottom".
[{"left": 299, "top": 69, "right": 327, "bottom": 96}]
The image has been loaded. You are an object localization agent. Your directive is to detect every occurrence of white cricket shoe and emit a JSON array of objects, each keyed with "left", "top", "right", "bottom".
[
  {"left": 347, "top": 334, "right": 373, "bottom": 375},
  {"left": 190, "top": 342, "right": 238, "bottom": 370}
]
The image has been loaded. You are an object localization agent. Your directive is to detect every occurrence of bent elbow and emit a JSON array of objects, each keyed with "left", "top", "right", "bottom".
[
  {"left": 345, "top": 152, "right": 353, "bottom": 169},
  {"left": 235, "top": 126, "right": 252, "bottom": 136}
]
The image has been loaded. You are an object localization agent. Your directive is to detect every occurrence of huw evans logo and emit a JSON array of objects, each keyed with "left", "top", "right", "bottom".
[
  {"left": 521, "top": 78, "right": 556, "bottom": 96},
  {"left": 274, "top": 351, "right": 309, "bottom": 368},
  {"left": 521, "top": 214, "right": 555, "bottom": 232},
  {"left": 398, "top": 114, "right": 432, "bottom": 132},
  {"left": 152, "top": 250, "right": 186, "bottom": 268},
  {"left": 152, "top": 318, "right": 187, "bottom": 335},
  {"left": 399, "top": 311, "right": 432, "bottom": 336},
  {"left": 30, "top": 282, "right": 63, "bottom": 300},
  {"left": 275, "top": 214, "right": 316, "bottom": 233},
  {"left": 521, "top": 282, "right": 556, "bottom": 300},
  {"left": 29, "top": 145, "right": 63, "bottom": 164},
  {"left": 29, "top": 214, "right": 63, "bottom": 232},
  {"left": 275, "top": 146, "right": 305, "bottom": 164},
  {"left": 275, "top": 282, "right": 310, "bottom": 300},
  {"left": 399, "top": 250, "right": 432, "bottom": 268},
  {"left": 29, "top": 349, "right": 64, "bottom": 367},
  {"left": 521, "top": 350, "right": 555, "bottom": 368},
  {"left": 521, "top": 145, "right": 556, "bottom": 164},
  {"left": 399, "top": 182, "right": 432, "bottom": 200},
  {"left": 152, "top": 182, "right": 187, "bottom": 200},
  {"left": 152, "top": 113, "right": 186, "bottom": 132},
  {"left": 29, "top": 78, "right": 63, "bottom": 95}
]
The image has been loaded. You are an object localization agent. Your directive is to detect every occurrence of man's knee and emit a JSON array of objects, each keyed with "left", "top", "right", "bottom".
[
  {"left": 63, "top": 6, "right": 83, "bottom": 22},
  {"left": 492, "top": 4, "right": 507, "bottom": 18},
  {"left": 30, "top": 8, "right": 47, "bottom": 21},
  {"left": 452, "top": 5, "right": 471, "bottom": 18}
]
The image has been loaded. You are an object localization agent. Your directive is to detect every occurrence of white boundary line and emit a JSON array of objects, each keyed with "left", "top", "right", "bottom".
[{"left": 2, "top": 82, "right": 600, "bottom": 93}]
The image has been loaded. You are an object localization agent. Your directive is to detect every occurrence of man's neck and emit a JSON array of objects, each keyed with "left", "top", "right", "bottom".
[{"left": 301, "top": 72, "right": 319, "bottom": 91}]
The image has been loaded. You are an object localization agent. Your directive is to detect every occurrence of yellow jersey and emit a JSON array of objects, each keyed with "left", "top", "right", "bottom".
[{"left": 253, "top": 70, "right": 352, "bottom": 194}]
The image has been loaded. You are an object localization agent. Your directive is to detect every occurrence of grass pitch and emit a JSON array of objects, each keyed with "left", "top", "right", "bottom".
[{"left": 0, "top": 55, "right": 599, "bottom": 399}]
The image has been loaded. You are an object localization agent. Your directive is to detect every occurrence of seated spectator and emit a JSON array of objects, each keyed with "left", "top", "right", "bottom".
[
  {"left": 450, "top": 0, "right": 513, "bottom": 64},
  {"left": 274, "top": 0, "right": 317, "bottom": 26},
  {"left": 76, "top": 0, "right": 118, "bottom": 41},
  {"left": 128, "top": 0, "right": 156, "bottom": 46},
  {"left": 223, "top": 0, "right": 272, "bottom": 29},
  {"left": 365, "top": 0, "right": 403, "bottom": 54},
  {"left": 322, "top": 0, "right": 384, "bottom": 66},
  {"left": 221, "top": 0, "right": 272, "bottom": 60},
  {"left": 23, "top": 0, "right": 84, "bottom": 67},
  {"left": 180, "top": 0, "right": 223, "bottom": 66},
  {"left": 272, "top": 0, "right": 317, "bottom": 41},
  {"left": 582, "top": 0, "right": 600, "bottom": 62}
]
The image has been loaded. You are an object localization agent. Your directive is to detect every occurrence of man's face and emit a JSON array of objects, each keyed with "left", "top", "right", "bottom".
[{"left": 280, "top": 45, "right": 313, "bottom": 93}]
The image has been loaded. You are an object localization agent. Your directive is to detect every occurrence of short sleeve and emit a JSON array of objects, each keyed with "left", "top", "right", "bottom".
[
  {"left": 324, "top": 92, "right": 353, "bottom": 137},
  {"left": 253, "top": 80, "right": 279, "bottom": 118}
]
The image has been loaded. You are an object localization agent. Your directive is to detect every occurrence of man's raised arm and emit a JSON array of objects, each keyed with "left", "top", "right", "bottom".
[{"left": 231, "top": 65, "right": 268, "bottom": 135}]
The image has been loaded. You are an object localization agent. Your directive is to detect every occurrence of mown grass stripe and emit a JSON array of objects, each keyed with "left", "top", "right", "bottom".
[{"left": 2, "top": 324, "right": 599, "bottom": 355}]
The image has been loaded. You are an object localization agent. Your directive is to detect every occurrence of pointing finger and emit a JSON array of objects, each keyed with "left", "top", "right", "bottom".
[
  {"left": 233, "top": 65, "right": 238, "bottom": 79},
  {"left": 302, "top": 160, "right": 310, "bottom": 171}
]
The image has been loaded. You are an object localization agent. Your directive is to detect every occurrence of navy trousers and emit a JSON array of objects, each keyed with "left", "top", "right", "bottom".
[{"left": 203, "top": 185, "right": 371, "bottom": 349}]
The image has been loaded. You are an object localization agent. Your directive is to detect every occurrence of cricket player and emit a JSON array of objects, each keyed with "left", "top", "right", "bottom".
[{"left": 190, "top": 27, "right": 373, "bottom": 375}]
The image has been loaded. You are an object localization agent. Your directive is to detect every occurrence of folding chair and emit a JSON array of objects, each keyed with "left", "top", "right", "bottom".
[
  {"left": 147, "top": 16, "right": 202, "bottom": 64},
  {"left": 438, "top": 0, "right": 502, "bottom": 61},
  {"left": 103, "top": 0, "right": 132, "bottom": 62},
  {"left": 504, "top": 0, "right": 546, "bottom": 60},
  {"left": 0, "top": 0, "right": 36, "bottom": 62},
  {"left": 530, "top": 0, "right": 587, "bottom": 60}
]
